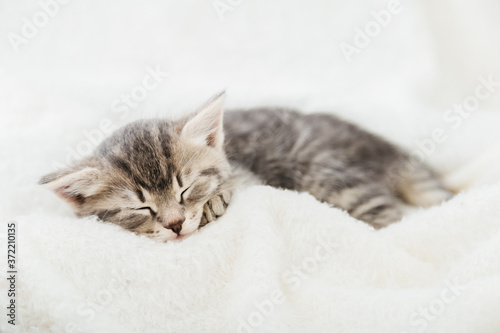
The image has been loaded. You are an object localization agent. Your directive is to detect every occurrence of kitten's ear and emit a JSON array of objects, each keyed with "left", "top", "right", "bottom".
[
  {"left": 39, "top": 166, "right": 101, "bottom": 207},
  {"left": 181, "top": 92, "right": 225, "bottom": 149}
]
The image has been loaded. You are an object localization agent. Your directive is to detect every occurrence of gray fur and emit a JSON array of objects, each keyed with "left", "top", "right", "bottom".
[
  {"left": 224, "top": 108, "right": 452, "bottom": 228},
  {"left": 40, "top": 94, "right": 452, "bottom": 242},
  {"left": 40, "top": 94, "right": 232, "bottom": 242}
]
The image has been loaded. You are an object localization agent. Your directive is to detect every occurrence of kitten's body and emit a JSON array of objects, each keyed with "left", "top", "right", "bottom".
[
  {"left": 224, "top": 108, "right": 451, "bottom": 227},
  {"left": 40, "top": 93, "right": 452, "bottom": 241}
]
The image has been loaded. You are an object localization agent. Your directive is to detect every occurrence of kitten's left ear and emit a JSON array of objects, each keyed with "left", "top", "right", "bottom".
[
  {"left": 39, "top": 165, "right": 102, "bottom": 207},
  {"left": 181, "top": 92, "right": 225, "bottom": 149}
]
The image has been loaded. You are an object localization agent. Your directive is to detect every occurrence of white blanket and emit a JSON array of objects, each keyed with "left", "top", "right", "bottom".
[
  {"left": 1, "top": 0, "right": 500, "bottom": 332},
  {"left": 3, "top": 182, "right": 500, "bottom": 332}
]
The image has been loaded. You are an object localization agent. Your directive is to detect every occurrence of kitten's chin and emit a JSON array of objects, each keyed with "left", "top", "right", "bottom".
[
  {"left": 156, "top": 230, "right": 196, "bottom": 243},
  {"left": 151, "top": 232, "right": 185, "bottom": 243}
]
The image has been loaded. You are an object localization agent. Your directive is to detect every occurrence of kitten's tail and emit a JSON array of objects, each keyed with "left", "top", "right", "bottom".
[{"left": 392, "top": 159, "right": 453, "bottom": 207}]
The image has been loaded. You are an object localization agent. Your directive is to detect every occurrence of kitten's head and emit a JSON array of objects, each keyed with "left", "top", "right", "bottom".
[{"left": 40, "top": 93, "right": 230, "bottom": 242}]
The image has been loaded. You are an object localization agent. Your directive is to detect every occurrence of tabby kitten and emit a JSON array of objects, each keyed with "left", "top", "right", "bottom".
[{"left": 40, "top": 93, "right": 452, "bottom": 241}]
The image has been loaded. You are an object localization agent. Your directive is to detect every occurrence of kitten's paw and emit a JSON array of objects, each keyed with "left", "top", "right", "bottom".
[
  {"left": 354, "top": 202, "right": 403, "bottom": 229},
  {"left": 199, "top": 190, "right": 232, "bottom": 227}
]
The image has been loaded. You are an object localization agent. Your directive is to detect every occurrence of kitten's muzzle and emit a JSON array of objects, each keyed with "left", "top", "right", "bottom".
[{"left": 164, "top": 218, "right": 185, "bottom": 235}]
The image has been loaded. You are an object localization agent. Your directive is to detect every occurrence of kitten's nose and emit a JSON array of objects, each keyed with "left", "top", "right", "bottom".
[{"left": 165, "top": 218, "right": 185, "bottom": 235}]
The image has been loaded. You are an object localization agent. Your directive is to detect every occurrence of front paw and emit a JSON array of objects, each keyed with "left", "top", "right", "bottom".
[{"left": 200, "top": 190, "right": 232, "bottom": 227}]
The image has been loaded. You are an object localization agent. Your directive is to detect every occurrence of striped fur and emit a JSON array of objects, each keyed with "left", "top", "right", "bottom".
[
  {"left": 224, "top": 108, "right": 452, "bottom": 228},
  {"left": 40, "top": 93, "right": 453, "bottom": 242},
  {"left": 40, "top": 94, "right": 232, "bottom": 242}
]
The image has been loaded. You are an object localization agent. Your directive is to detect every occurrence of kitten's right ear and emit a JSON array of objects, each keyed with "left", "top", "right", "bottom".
[
  {"left": 180, "top": 92, "right": 226, "bottom": 149},
  {"left": 39, "top": 166, "right": 101, "bottom": 207}
]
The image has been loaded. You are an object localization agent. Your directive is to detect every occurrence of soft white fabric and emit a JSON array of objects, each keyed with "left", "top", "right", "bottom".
[
  {"left": 1, "top": 0, "right": 500, "bottom": 332},
  {"left": 3, "top": 184, "right": 500, "bottom": 333}
]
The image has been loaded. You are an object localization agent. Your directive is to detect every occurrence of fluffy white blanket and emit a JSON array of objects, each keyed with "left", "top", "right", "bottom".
[
  {"left": 3, "top": 181, "right": 500, "bottom": 333},
  {"left": 1, "top": 0, "right": 500, "bottom": 332}
]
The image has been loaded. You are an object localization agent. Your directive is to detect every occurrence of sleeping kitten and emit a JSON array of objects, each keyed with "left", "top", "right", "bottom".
[{"left": 39, "top": 92, "right": 452, "bottom": 241}]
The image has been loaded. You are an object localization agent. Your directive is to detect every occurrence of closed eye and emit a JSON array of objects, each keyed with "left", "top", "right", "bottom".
[
  {"left": 135, "top": 207, "right": 157, "bottom": 216},
  {"left": 180, "top": 187, "right": 190, "bottom": 205}
]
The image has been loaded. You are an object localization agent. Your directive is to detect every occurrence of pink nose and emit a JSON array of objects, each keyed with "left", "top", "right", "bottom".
[{"left": 165, "top": 219, "right": 185, "bottom": 234}]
